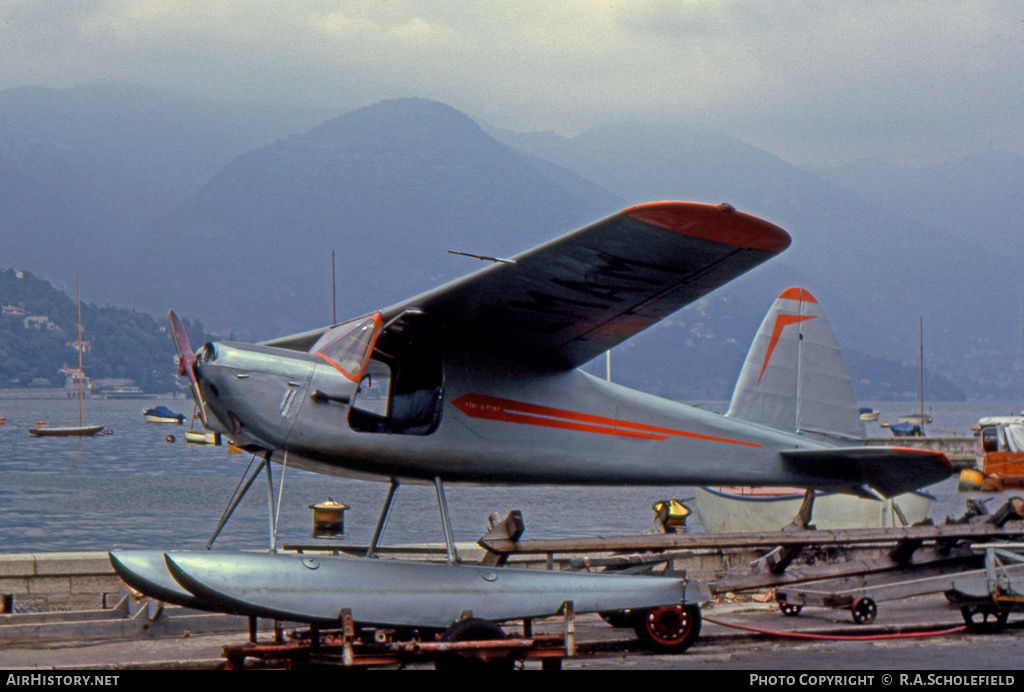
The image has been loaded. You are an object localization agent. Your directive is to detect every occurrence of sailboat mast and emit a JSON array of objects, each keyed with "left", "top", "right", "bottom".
[
  {"left": 77, "top": 274, "right": 83, "bottom": 425},
  {"left": 919, "top": 316, "right": 924, "bottom": 430}
]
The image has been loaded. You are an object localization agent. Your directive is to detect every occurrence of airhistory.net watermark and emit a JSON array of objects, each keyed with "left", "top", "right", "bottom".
[{"left": 6, "top": 674, "right": 119, "bottom": 687}]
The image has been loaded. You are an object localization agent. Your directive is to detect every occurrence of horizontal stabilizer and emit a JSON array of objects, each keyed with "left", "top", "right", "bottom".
[{"left": 781, "top": 446, "right": 953, "bottom": 497}]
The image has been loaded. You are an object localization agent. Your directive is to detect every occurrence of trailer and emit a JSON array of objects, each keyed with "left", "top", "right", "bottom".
[
  {"left": 221, "top": 603, "right": 579, "bottom": 670},
  {"left": 945, "top": 543, "right": 1024, "bottom": 631}
]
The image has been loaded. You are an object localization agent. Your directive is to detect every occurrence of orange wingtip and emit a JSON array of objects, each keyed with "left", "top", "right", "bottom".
[
  {"left": 778, "top": 287, "right": 818, "bottom": 303},
  {"left": 622, "top": 201, "right": 791, "bottom": 254}
]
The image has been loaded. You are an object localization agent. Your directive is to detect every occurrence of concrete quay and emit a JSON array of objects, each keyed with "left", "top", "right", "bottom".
[
  {"left": 0, "top": 552, "right": 120, "bottom": 615},
  {"left": 0, "top": 551, "right": 271, "bottom": 647}
]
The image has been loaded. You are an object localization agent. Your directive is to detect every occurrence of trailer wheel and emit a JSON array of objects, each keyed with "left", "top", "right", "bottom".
[
  {"left": 633, "top": 604, "right": 701, "bottom": 654},
  {"left": 435, "top": 618, "right": 516, "bottom": 670},
  {"left": 960, "top": 604, "right": 1009, "bottom": 632},
  {"left": 851, "top": 597, "right": 877, "bottom": 624}
]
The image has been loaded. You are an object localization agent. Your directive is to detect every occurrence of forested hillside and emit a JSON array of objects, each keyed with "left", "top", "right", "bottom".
[{"left": 0, "top": 268, "right": 207, "bottom": 392}]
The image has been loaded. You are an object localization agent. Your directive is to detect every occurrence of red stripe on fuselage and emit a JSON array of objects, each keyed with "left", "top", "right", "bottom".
[{"left": 451, "top": 393, "right": 762, "bottom": 447}]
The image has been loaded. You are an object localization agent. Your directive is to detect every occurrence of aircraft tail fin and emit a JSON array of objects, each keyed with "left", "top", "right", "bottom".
[{"left": 726, "top": 287, "right": 864, "bottom": 441}]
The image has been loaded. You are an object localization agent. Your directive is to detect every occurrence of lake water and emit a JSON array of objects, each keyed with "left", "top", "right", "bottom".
[{"left": 1, "top": 397, "right": 1022, "bottom": 554}]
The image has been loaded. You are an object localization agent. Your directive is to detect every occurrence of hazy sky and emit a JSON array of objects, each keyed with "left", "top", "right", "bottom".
[{"left": 2, "top": 0, "right": 1021, "bottom": 167}]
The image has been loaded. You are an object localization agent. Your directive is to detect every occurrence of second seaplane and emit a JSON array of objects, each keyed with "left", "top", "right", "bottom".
[{"left": 111, "top": 201, "right": 953, "bottom": 654}]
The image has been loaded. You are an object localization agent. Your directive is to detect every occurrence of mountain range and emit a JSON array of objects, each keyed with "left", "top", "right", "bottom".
[{"left": 1, "top": 85, "right": 1020, "bottom": 401}]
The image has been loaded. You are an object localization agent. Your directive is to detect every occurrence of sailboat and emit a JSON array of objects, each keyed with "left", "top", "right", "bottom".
[
  {"left": 882, "top": 317, "right": 930, "bottom": 436},
  {"left": 28, "top": 275, "right": 105, "bottom": 438}
]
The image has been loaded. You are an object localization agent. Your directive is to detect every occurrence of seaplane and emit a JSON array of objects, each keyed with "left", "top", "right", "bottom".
[{"left": 110, "top": 201, "right": 953, "bottom": 656}]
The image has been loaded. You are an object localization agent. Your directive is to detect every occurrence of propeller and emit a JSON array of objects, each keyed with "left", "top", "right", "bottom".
[{"left": 168, "top": 310, "right": 208, "bottom": 426}]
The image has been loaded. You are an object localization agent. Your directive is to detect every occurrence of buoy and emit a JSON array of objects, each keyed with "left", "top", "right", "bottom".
[
  {"left": 309, "top": 498, "right": 349, "bottom": 537},
  {"left": 165, "top": 434, "right": 176, "bottom": 443}
]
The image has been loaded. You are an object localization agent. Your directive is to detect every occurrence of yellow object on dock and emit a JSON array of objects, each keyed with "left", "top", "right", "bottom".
[
  {"left": 958, "top": 468, "right": 985, "bottom": 492},
  {"left": 652, "top": 498, "right": 691, "bottom": 531}
]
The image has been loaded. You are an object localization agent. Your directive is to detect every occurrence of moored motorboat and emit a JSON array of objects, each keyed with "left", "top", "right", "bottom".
[
  {"left": 859, "top": 407, "right": 879, "bottom": 421},
  {"left": 885, "top": 420, "right": 925, "bottom": 437},
  {"left": 143, "top": 406, "right": 185, "bottom": 424}
]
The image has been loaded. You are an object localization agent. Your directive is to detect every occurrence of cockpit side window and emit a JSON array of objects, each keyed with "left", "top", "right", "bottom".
[{"left": 311, "top": 314, "right": 382, "bottom": 382}]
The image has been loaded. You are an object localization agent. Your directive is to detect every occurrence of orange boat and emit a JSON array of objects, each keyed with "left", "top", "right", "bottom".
[{"left": 959, "top": 417, "right": 1024, "bottom": 491}]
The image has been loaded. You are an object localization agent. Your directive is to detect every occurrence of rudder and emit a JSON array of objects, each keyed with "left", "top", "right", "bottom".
[{"left": 725, "top": 287, "right": 864, "bottom": 441}]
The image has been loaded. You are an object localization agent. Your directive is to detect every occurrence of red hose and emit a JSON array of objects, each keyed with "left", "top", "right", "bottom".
[{"left": 702, "top": 615, "right": 966, "bottom": 641}]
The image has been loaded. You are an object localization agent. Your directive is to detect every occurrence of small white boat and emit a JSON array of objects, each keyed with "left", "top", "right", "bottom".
[
  {"left": 897, "top": 413, "right": 932, "bottom": 425},
  {"left": 693, "top": 486, "right": 936, "bottom": 533},
  {"left": 185, "top": 430, "right": 221, "bottom": 445},
  {"left": 859, "top": 407, "right": 879, "bottom": 422}
]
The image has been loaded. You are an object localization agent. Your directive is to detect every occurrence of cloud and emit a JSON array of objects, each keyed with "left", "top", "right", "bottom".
[{"left": 0, "top": 0, "right": 1021, "bottom": 166}]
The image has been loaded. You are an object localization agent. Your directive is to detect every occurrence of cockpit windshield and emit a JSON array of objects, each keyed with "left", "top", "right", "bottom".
[{"left": 310, "top": 314, "right": 382, "bottom": 382}]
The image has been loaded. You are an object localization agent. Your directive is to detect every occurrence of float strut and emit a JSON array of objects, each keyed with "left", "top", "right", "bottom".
[
  {"left": 264, "top": 451, "right": 279, "bottom": 552},
  {"left": 366, "top": 478, "right": 400, "bottom": 558},
  {"left": 435, "top": 476, "right": 458, "bottom": 563}
]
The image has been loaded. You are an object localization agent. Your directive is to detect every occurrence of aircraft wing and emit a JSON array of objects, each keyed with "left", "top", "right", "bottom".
[
  {"left": 379, "top": 202, "right": 790, "bottom": 369},
  {"left": 781, "top": 446, "right": 954, "bottom": 498}
]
